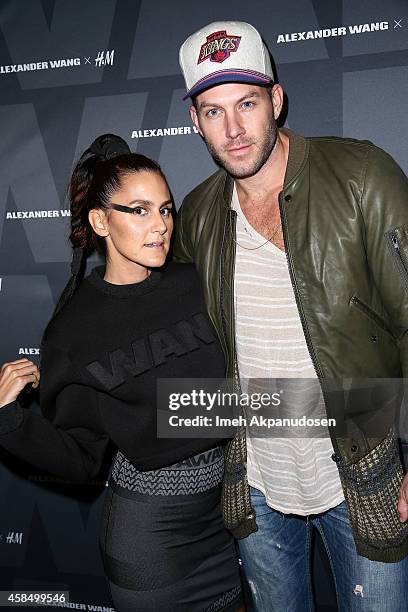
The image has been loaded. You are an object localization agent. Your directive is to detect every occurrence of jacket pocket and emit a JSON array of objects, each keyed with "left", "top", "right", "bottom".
[
  {"left": 350, "top": 295, "right": 395, "bottom": 340},
  {"left": 387, "top": 226, "right": 408, "bottom": 293}
]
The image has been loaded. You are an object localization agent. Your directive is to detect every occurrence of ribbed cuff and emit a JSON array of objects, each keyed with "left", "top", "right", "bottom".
[
  {"left": 228, "top": 515, "right": 258, "bottom": 540},
  {"left": 355, "top": 535, "right": 408, "bottom": 563},
  {"left": 0, "top": 401, "right": 24, "bottom": 434}
]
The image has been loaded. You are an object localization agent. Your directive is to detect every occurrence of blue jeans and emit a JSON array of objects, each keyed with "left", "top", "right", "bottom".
[{"left": 238, "top": 487, "right": 408, "bottom": 611}]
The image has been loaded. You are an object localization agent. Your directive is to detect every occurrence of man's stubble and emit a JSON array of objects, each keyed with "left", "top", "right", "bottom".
[{"left": 204, "top": 116, "right": 278, "bottom": 180}]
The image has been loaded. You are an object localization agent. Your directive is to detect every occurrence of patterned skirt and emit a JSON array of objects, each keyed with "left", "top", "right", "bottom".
[{"left": 99, "top": 446, "right": 243, "bottom": 612}]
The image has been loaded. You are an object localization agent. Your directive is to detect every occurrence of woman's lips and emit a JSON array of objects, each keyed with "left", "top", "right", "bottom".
[{"left": 144, "top": 242, "right": 165, "bottom": 248}]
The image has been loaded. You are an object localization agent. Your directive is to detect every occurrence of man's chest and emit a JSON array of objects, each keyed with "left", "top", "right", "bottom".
[{"left": 239, "top": 191, "right": 285, "bottom": 251}]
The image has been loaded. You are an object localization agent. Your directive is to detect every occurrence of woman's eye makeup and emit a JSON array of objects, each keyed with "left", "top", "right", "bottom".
[
  {"left": 131, "top": 206, "right": 172, "bottom": 216},
  {"left": 111, "top": 202, "right": 172, "bottom": 216}
]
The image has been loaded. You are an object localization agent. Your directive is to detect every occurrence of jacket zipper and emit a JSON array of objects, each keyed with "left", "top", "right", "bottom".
[
  {"left": 219, "top": 208, "right": 240, "bottom": 392},
  {"left": 278, "top": 193, "right": 341, "bottom": 457},
  {"left": 230, "top": 210, "right": 242, "bottom": 394},
  {"left": 230, "top": 211, "right": 242, "bottom": 395},
  {"left": 350, "top": 295, "right": 395, "bottom": 338},
  {"left": 278, "top": 193, "right": 325, "bottom": 380},
  {"left": 389, "top": 232, "right": 408, "bottom": 293}
]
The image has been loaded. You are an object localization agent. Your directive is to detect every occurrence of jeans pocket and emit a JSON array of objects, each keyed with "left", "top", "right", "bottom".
[{"left": 250, "top": 486, "right": 274, "bottom": 518}]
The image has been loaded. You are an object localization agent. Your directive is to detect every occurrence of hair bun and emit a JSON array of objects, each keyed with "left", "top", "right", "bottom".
[{"left": 81, "top": 133, "right": 131, "bottom": 162}]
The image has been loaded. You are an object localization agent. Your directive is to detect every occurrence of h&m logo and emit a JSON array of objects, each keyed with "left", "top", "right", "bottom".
[
  {"left": 198, "top": 30, "right": 241, "bottom": 65},
  {"left": 86, "top": 313, "right": 217, "bottom": 390}
]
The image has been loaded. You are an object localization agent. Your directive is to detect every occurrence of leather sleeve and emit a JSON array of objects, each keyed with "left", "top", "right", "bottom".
[
  {"left": 361, "top": 145, "right": 408, "bottom": 432},
  {"left": 173, "top": 198, "right": 195, "bottom": 264}
]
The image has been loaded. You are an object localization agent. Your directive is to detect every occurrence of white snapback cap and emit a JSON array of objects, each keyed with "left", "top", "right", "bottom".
[{"left": 179, "top": 21, "right": 274, "bottom": 100}]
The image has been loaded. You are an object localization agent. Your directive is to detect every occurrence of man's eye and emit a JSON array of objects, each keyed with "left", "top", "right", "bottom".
[
  {"left": 241, "top": 101, "right": 254, "bottom": 109},
  {"left": 161, "top": 207, "right": 173, "bottom": 216},
  {"left": 206, "top": 108, "right": 220, "bottom": 118}
]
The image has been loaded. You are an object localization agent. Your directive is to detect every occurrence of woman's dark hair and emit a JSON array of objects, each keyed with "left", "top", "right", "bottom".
[
  {"left": 53, "top": 133, "right": 166, "bottom": 317},
  {"left": 70, "top": 133, "right": 165, "bottom": 257},
  {"left": 39, "top": 134, "right": 169, "bottom": 369}
]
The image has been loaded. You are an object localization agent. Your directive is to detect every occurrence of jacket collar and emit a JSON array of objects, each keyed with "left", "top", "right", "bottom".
[
  {"left": 281, "top": 128, "right": 308, "bottom": 188},
  {"left": 221, "top": 127, "right": 308, "bottom": 206}
]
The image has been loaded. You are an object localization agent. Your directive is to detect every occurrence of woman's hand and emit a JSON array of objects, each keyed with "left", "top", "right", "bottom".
[{"left": 0, "top": 359, "right": 40, "bottom": 408}]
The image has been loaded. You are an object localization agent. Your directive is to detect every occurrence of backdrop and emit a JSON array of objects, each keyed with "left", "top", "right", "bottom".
[{"left": 1, "top": 1, "right": 408, "bottom": 610}]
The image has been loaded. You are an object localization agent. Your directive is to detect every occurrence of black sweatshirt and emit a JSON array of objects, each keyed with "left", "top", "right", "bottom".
[{"left": 0, "top": 264, "right": 226, "bottom": 482}]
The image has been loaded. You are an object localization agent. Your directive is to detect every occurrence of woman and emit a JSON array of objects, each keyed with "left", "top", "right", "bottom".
[{"left": 0, "top": 134, "right": 243, "bottom": 612}]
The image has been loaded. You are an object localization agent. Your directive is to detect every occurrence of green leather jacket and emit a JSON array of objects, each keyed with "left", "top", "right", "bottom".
[{"left": 174, "top": 128, "right": 408, "bottom": 562}]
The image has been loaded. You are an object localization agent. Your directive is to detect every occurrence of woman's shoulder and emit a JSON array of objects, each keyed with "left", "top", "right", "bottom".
[{"left": 41, "top": 279, "right": 97, "bottom": 349}]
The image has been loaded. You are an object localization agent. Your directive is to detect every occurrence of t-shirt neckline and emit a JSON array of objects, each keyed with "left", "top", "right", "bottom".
[
  {"left": 87, "top": 266, "right": 162, "bottom": 297},
  {"left": 231, "top": 182, "right": 286, "bottom": 258}
]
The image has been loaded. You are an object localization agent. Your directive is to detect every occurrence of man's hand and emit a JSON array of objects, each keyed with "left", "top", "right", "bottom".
[
  {"left": 0, "top": 359, "right": 40, "bottom": 408},
  {"left": 398, "top": 472, "right": 408, "bottom": 522}
]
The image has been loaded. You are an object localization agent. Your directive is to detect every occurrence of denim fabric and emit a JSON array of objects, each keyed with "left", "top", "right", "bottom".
[{"left": 238, "top": 487, "right": 408, "bottom": 611}]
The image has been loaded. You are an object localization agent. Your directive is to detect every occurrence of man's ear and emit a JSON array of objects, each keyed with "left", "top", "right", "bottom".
[
  {"left": 190, "top": 105, "right": 203, "bottom": 137},
  {"left": 88, "top": 209, "right": 110, "bottom": 237},
  {"left": 271, "top": 84, "right": 284, "bottom": 121}
]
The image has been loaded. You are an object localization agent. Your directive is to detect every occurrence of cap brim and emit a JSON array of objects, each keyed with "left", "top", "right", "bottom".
[{"left": 183, "top": 69, "right": 272, "bottom": 100}]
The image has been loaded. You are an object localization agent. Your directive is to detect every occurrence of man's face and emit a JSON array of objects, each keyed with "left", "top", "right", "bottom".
[{"left": 190, "top": 83, "right": 283, "bottom": 179}]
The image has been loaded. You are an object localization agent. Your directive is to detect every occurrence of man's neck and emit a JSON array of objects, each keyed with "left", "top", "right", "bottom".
[{"left": 235, "top": 129, "right": 289, "bottom": 201}]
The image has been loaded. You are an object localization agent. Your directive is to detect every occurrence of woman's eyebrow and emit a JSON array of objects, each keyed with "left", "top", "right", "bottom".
[{"left": 126, "top": 198, "right": 173, "bottom": 206}]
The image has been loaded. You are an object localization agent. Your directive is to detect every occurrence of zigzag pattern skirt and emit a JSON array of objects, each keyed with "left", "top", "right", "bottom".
[{"left": 99, "top": 446, "right": 243, "bottom": 612}]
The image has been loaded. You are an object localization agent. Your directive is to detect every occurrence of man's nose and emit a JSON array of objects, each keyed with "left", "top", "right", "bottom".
[{"left": 225, "top": 111, "right": 245, "bottom": 140}]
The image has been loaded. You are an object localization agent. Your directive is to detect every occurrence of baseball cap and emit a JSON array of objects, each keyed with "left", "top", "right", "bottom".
[{"left": 179, "top": 21, "right": 274, "bottom": 100}]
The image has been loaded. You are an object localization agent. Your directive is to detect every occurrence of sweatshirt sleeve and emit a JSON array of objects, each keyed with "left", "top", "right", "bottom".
[{"left": 0, "top": 341, "right": 110, "bottom": 483}]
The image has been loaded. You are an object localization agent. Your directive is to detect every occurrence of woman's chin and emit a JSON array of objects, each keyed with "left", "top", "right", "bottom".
[{"left": 141, "top": 252, "right": 168, "bottom": 268}]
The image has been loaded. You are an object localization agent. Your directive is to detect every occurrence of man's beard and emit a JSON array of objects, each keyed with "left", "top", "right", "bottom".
[{"left": 205, "top": 119, "right": 278, "bottom": 179}]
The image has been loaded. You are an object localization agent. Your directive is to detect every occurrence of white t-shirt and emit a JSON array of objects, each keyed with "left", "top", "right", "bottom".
[{"left": 232, "top": 184, "right": 344, "bottom": 515}]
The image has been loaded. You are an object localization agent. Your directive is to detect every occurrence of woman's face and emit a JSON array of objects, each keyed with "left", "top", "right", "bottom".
[{"left": 92, "top": 170, "right": 174, "bottom": 281}]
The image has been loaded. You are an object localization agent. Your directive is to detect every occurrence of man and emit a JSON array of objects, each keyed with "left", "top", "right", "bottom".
[{"left": 174, "top": 20, "right": 408, "bottom": 611}]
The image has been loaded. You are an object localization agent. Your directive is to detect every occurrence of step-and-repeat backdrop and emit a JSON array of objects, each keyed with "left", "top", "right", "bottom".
[{"left": 1, "top": 1, "right": 407, "bottom": 610}]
